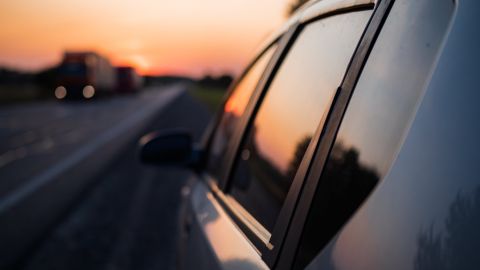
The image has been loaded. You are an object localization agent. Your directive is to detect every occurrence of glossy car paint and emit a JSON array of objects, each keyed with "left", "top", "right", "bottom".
[
  {"left": 294, "top": 0, "right": 456, "bottom": 268},
  {"left": 305, "top": 0, "right": 480, "bottom": 269},
  {"left": 177, "top": 0, "right": 480, "bottom": 269},
  {"left": 179, "top": 0, "right": 376, "bottom": 269},
  {"left": 183, "top": 179, "right": 269, "bottom": 270}
]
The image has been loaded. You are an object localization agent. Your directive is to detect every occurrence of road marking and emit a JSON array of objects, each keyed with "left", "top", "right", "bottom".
[
  {"left": 0, "top": 147, "right": 28, "bottom": 168},
  {"left": 0, "top": 86, "right": 184, "bottom": 213}
]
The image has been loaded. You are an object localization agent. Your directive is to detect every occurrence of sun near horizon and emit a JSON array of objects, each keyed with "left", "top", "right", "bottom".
[{"left": 0, "top": 0, "right": 292, "bottom": 77}]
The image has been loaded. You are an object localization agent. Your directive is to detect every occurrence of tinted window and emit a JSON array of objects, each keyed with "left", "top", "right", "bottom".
[
  {"left": 228, "top": 11, "right": 372, "bottom": 232},
  {"left": 207, "top": 46, "right": 276, "bottom": 178},
  {"left": 59, "top": 62, "right": 87, "bottom": 76},
  {"left": 299, "top": 0, "right": 456, "bottom": 269}
]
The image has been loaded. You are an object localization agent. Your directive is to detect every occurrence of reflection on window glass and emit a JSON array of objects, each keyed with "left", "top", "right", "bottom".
[
  {"left": 207, "top": 45, "right": 277, "bottom": 178},
  {"left": 297, "top": 0, "right": 455, "bottom": 269},
  {"left": 229, "top": 11, "right": 372, "bottom": 232}
]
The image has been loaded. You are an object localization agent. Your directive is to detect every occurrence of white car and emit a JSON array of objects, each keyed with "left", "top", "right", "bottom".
[{"left": 140, "top": 0, "right": 479, "bottom": 269}]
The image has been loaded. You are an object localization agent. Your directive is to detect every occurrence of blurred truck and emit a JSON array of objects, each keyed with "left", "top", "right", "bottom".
[
  {"left": 115, "top": 66, "right": 143, "bottom": 94},
  {"left": 55, "top": 51, "right": 115, "bottom": 100}
]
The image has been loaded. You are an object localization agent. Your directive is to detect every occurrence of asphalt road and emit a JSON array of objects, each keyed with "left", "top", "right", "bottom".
[
  {"left": 0, "top": 85, "right": 211, "bottom": 269},
  {"left": 0, "top": 86, "right": 181, "bottom": 198}
]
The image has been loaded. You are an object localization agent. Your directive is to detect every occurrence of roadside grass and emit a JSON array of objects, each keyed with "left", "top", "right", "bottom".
[
  {"left": 0, "top": 84, "right": 51, "bottom": 104},
  {"left": 189, "top": 85, "right": 226, "bottom": 113}
]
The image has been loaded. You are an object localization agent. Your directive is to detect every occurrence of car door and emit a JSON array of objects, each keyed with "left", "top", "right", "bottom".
[
  {"left": 286, "top": 0, "right": 458, "bottom": 269},
  {"left": 178, "top": 38, "right": 279, "bottom": 270},
  {"left": 180, "top": 1, "right": 376, "bottom": 269}
]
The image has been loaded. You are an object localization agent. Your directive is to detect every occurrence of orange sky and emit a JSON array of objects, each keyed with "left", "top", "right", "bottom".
[{"left": 0, "top": 0, "right": 290, "bottom": 77}]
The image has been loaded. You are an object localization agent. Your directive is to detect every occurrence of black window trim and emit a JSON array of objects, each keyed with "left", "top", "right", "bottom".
[
  {"left": 203, "top": 2, "right": 388, "bottom": 268},
  {"left": 275, "top": 0, "right": 396, "bottom": 269},
  {"left": 215, "top": 28, "right": 298, "bottom": 192},
  {"left": 199, "top": 38, "right": 281, "bottom": 174},
  {"left": 200, "top": 25, "right": 300, "bottom": 253},
  {"left": 266, "top": 4, "right": 377, "bottom": 266}
]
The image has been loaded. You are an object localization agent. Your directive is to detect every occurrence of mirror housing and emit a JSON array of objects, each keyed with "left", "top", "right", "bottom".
[{"left": 138, "top": 129, "right": 202, "bottom": 168}]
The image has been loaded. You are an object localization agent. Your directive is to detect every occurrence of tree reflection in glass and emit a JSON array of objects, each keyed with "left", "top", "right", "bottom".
[{"left": 229, "top": 11, "right": 373, "bottom": 231}]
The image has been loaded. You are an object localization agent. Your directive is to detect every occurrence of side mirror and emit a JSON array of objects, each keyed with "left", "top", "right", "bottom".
[{"left": 138, "top": 129, "right": 201, "bottom": 167}]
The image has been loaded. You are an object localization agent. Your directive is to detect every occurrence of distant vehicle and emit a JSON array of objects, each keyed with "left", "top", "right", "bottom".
[
  {"left": 138, "top": 0, "right": 480, "bottom": 269},
  {"left": 55, "top": 51, "right": 115, "bottom": 100},
  {"left": 115, "top": 66, "right": 143, "bottom": 94}
]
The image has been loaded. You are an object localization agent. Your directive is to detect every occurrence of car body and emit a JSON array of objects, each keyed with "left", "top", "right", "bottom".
[{"left": 140, "top": 0, "right": 480, "bottom": 269}]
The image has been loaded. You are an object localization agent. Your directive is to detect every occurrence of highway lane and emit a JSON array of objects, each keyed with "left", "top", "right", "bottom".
[
  {"left": 0, "top": 84, "right": 192, "bottom": 268},
  {"left": 0, "top": 86, "right": 182, "bottom": 199},
  {"left": 21, "top": 91, "right": 211, "bottom": 270}
]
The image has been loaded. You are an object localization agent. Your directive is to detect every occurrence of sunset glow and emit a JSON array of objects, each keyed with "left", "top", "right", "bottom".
[{"left": 0, "top": 0, "right": 290, "bottom": 76}]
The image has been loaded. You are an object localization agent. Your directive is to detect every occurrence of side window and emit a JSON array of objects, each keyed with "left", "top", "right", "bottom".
[
  {"left": 207, "top": 45, "right": 277, "bottom": 178},
  {"left": 227, "top": 11, "right": 372, "bottom": 232},
  {"left": 296, "top": 0, "right": 455, "bottom": 268}
]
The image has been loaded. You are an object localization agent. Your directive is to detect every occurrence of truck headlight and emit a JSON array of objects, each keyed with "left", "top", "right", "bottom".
[
  {"left": 55, "top": 86, "right": 67, "bottom": 99},
  {"left": 83, "top": 85, "right": 95, "bottom": 99}
]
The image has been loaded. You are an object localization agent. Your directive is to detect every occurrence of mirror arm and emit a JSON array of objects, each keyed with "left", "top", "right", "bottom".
[{"left": 189, "top": 144, "right": 206, "bottom": 173}]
